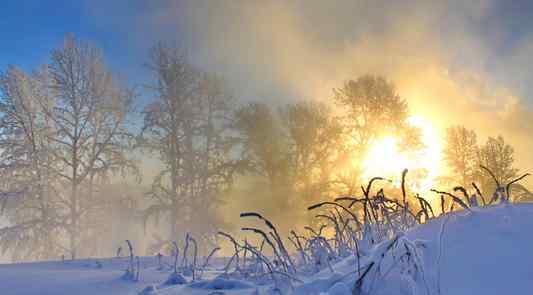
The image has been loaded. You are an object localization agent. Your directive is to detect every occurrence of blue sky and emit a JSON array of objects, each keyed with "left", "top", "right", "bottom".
[
  {"left": 0, "top": 1, "right": 99, "bottom": 70},
  {"left": 0, "top": 1, "right": 160, "bottom": 96}
]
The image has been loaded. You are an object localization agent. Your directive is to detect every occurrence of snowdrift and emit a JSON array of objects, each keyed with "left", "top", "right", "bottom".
[{"left": 0, "top": 203, "right": 532, "bottom": 295}]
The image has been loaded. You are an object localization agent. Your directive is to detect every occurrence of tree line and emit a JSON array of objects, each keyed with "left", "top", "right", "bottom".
[
  {"left": 443, "top": 126, "right": 527, "bottom": 199},
  {"left": 0, "top": 36, "right": 522, "bottom": 261}
]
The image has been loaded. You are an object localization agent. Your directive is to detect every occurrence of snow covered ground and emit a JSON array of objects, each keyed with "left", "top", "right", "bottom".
[{"left": 1, "top": 203, "right": 532, "bottom": 295}]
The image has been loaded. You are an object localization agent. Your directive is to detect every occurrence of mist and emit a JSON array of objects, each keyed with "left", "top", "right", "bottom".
[
  {"left": 1, "top": 0, "right": 533, "bottom": 262},
  {"left": 117, "top": 0, "right": 533, "bottom": 239},
  {"left": 84, "top": 0, "right": 533, "bottom": 173}
]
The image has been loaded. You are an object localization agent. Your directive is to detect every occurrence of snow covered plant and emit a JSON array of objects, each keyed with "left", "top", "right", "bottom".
[
  {"left": 215, "top": 215, "right": 305, "bottom": 293},
  {"left": 198, "top": 246, "right": 220, "bottom": 280},
  {"left": 306, "top": 171, "right": 428, "bottom": 261},
  {"left": 394, "top": 237, "right": 430, "bottom": 295},
  {"left": 185, "top": 234, "right": 198, "bottom": 280},
  {"left": 163, "top": 240, "right": 186, "bottom": 286},
  {"left": 121, "top": 240, "right": 140, "bottom": 282},
  {"left": 163, "top": 233, "right": 209, "bottom": 285},
  {"left": 217, "top": 231, "right": 244, "bottom": 276},
  {"left": 431, "top": 165, "right": 530, "bottom": 214},
  {"left": 240, "top": 212, "right": 297, "bottom": 274},
  {"left": 172, "top": 241, "right": 179, "bottom": 273},
  {"left": 308, "top": 236, "right": 335, "bottom": 273},
  {"left": 351, "top": 236, "right": 400, "bottom": 295},
  {"left": 350, "top": 234, "right": 430, "bottom": 295}
]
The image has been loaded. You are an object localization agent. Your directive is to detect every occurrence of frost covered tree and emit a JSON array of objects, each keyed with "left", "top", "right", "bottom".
[
  {"left": 232, "top": 102, "right": 292, "bottom": 210},
  {"left": 232, "top": 101, "right": 344, "bottom": 225},
  {"left": 443, "top": 125, "right": 479, "bottom": 188},
  {"left": 332, "top": 75, "right": 421, "bottom": 193},
  {"left": 45, "top": 36, "right": 136, "bottom": 259},
  {"left": 477, "top": 135, "right": 518, "bottom": 193},
  {"left": 0, "top": 36, "right": 136, "bottom": 260},
  {"left": 443, "top": 126, "right": 521, "bottom": 197},
  {"left": 0, "top": 66, "right": 62, "bottom": 260},
  {"left": 141, "top": 44, "right": 238, "bottom": 247},
  {"left": 333, "top": 75, "right": 416, "bottom": 152},
  {"left": 280, "top": 101, "right": 342, "bottom": 209},
  {"left": 232, "top": 80, "right": 420, "bottom": 223}
]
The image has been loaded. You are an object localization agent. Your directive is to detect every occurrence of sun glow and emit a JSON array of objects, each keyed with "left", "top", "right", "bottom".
[{"left": 362, "top": 116, "right": 443, "bottom": 192}]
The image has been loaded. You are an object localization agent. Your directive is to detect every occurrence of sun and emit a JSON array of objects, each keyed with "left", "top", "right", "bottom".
[
  {"left": 361, "top": 115, "right": 443, "bottom": 192},
  {"left": 362, "top": 136, "right": 409, "bottom": 179}
]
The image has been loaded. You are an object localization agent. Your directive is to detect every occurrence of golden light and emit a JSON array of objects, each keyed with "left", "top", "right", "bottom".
[
  {"left": 362, "top": 136, "right": 408, "bottom": 178},
  {"left": 361, "top": 115, "right": 443, "bottom": 193}
]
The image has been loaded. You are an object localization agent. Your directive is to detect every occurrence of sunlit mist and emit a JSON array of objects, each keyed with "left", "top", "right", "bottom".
[
  {"left": 0, "top": 0, "right": 532, "bottom": 268},
  {"left": 362, "top": 115, "right": 443, "bottom": 193}
]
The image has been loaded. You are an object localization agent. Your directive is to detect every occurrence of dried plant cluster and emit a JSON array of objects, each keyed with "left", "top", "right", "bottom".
[{"left": 134, "top": 166, "right": 528, "bottom": 294}]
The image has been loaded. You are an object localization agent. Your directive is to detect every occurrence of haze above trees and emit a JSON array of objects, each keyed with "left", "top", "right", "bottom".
[{"left": 0, "top": 36, "right": 523, "bottom": 262}]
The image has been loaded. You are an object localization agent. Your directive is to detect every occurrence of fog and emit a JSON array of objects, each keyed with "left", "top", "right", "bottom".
[
  {"left": 83, "top": 0, "right": 533, "bottom": 174},
  {"left": 1, "top": 0, "right": 533, "bottom": 261}
]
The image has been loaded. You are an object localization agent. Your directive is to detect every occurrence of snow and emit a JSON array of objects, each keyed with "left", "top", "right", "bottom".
[
  {"left": 1, "top": 203, "right": 532, "bottom": 295},
  {"left": 407, "top": 204, "right": 533, "bottom": 295}
]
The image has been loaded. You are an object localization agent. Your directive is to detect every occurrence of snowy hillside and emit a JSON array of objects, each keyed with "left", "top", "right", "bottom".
[{"left": 1, "top": 203, "right": 532, "bottom": 295}]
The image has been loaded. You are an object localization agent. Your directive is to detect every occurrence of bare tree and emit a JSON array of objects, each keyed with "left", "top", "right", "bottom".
[
  {"left": 232, "top": 102, "right": 295, "bottom": 215},
  {"left": 332, "top": 75, "right": 421, "bottom": 193},
  {"left": 141, "top": 44, "right": 238, "bottom": 248},
  {"left": 280, "top": 101, "right": 342, "bottom": 213},
  {"left": 333, "top": 75, "right": 414, "bottom": 151},
  {"left": 0, "top": 66, "right": 62, "bottom": 260},
  {"left": 477, "top": 135, "right": 518, "bottom": 193},
  {"left": 44, "top": 36, "right": 135, "bottom": 259},
  {"left": 443, "top": 126, "right": 479, "bottom": 188}
]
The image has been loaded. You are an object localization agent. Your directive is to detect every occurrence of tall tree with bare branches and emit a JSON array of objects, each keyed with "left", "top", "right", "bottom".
[
  {"left": 280, "top": 101, "right": 343, "bottom": 212},
  {"left": 0, "top": 36, "right": 136, "bottom": 260},
  {"left": 443, "top": 125, "right": 479, "bottom": 188},
  {"left": 47, "top": 36, "right": 136, "bottom": 259},
  {"left": 141, "top": 44, "right": 238, "bottom": 248},
  {"left": 332, "top": 75, "right": 421, "bottom": 193},
  {"left": 477, "top": 135, "right": 518, "bottom": 193},
  {"left": 0, "top": 66, "right": 63, "bottom": 260}
]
